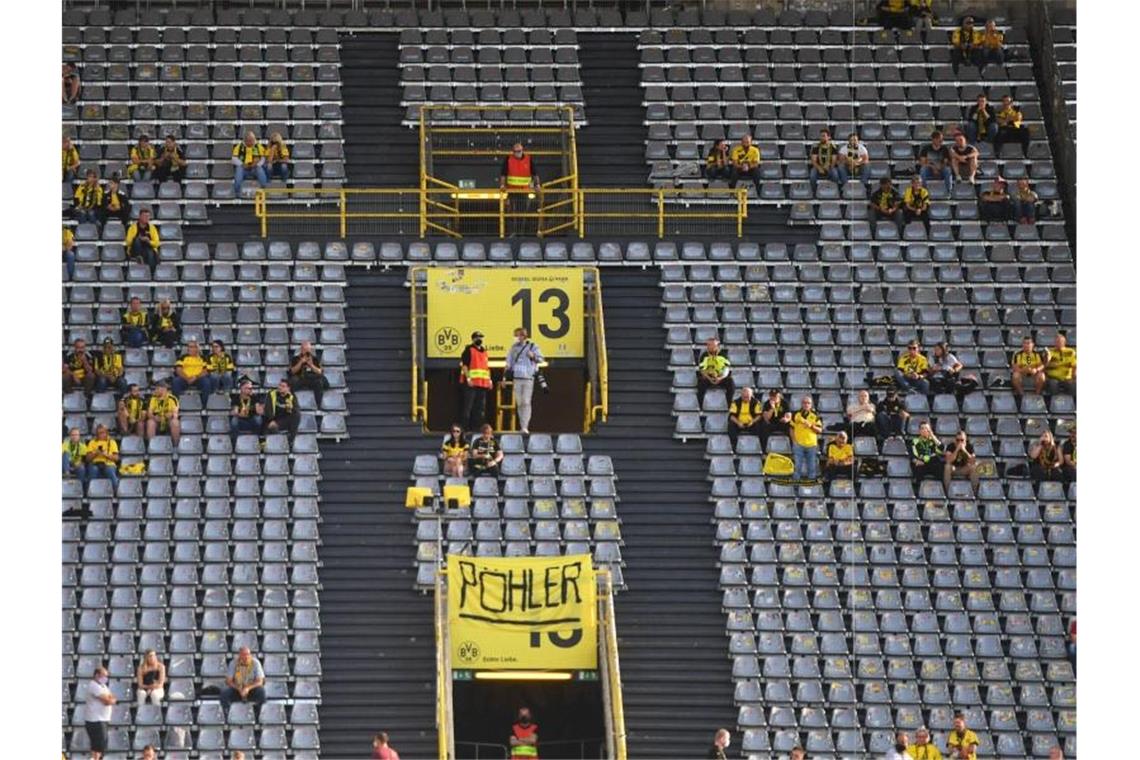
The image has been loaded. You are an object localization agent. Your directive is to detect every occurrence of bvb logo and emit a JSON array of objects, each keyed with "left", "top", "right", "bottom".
[
  {"left": 435, "top": 326, "right": 461, "bottom": 354},
  {"left": 457, "top": 641, "right": 481, "bottom": 663}
]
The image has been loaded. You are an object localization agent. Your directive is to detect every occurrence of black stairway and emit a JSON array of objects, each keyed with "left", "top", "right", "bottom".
[
  {"left": 576, "top": 34, "right": 647, "bottom": 187},
  {"left": 339, "top": 32, "right": 420, "bottom": 186},
  {"left": 316, "top": 268, "right": 438, "bottom": 759},
  {"left": 583, "top": 268, "right": 736, "bottom": 758}
]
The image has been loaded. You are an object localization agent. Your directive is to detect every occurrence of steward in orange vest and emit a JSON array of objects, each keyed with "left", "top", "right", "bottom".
[
  {"left": 509, "top": 707, "right": 539, "bottom": 759},
  {"left": 460, "top": 330, "right": 492, "bottom": 432},
  {"left": 499, "top": 143, "right": 539, "bottom": 236}
]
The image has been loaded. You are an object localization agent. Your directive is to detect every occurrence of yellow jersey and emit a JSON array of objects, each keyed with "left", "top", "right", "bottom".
[
  {"left": 232, "top": 141, "right": 267, "bottom": 166},
  {"left": 120, "top": 395, "right": 146, "bottom": 425},
  {"left": 897, "top": 352, "right": 929, "bottom": 375},
  {"left": 903, "top": 186, "right": 930, "bottom": 211},
  {"left": 128, "top": 143, "right": 156, "bottom": 174},
  {"left": 94, "top": 351, "right": 123, "bottom": 378},
  {"left": 729, "top": 145, "right": 760, "bottom": 167},
  {"left": 729, "top": 398, "right": 759, "bottom": 425},
  {"left": 441, "top": 436, "right": 469, "bottom": 458},
  {"left": 997, "top": 106, "right": 1023, "bottom": 128},
  {"left": 63, "top": 146, "right": 80, "bottom": 174},
  {"left": 63, "top": 227, "right": 75, "bottom": 249},
  {"left": 86, "top": 437, "right": 119, "bottom": 465},
  {"left": 907, "top": 744, "right": 943, "bottom": 760},
  {"left": 1011, "top": 349, "right": 1044, "bottom": 371},
  {"left": 1045, "top": 346, "right": 1076, "bottom": 381},
  {"left": 791, "top": 410, "right": 821, "bottom": 448},
  {"left": 946, "top": 728, "right": 979, "bottom": 760},
  {"left": 176, "top": 353, "right": 207, "bottom": 380},
  {"left": 207, "top": 352, "right": 236, "bottom": 373},
  {"left": 62, "top": 439, "right": 88, "bottom": 466},
  {"left": 827, "top": 442, "right": 853, "bottom": 464},
  {"left": 148, "top": 394, "right": 179, "bottom": 421},
  {"left": 980, "top": 29, "right": 1004, "bottom": 50},
  {"left": 125, "top": 222, "right": 160, "bottom": 249}
]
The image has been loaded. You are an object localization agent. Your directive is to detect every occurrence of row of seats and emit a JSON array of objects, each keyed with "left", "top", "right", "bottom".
[{"left": 65, "top": 45, "right": 340, "bottom": 65}]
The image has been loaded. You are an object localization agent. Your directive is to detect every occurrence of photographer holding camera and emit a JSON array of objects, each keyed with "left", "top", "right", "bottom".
[{"left": 505, "top": 327, "right": 545, "bottom": 435}]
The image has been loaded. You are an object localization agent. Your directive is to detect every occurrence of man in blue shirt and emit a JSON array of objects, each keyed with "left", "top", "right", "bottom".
[
  {"left": 220, "top": 646, "right": 267, "bottom": 712},
  {"left": 505, "top": 327, "right": 545, "bottom": 434}
]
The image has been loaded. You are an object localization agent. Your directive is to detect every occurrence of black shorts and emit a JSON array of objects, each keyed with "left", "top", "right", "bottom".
[{"left": 86, "top": 721, "right": 108, "bottom": 752}]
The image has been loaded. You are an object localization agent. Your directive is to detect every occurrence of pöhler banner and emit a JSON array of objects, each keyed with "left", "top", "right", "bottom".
[{"left": 447, "top": 554, "right": 598, "bottom": 670}]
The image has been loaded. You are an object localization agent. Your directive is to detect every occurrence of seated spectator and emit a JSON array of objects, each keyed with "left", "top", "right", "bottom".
[
  {"left": 728, "top": 134, "right": 762, "bottom": 197},
  {"left": 846, "top": 389, "right": 877, "bottom": 438},
  {"left": 266, "top": 132, "right": 293, "bottom": 182},
  {"left": 62, "top": 427, "right": 89, "bottom": 489},
  {"left": 876, "top": 388, "right": 910, "bottom": 440},
  {"left": 902, "top": 175, "right": 931, "bottom": 233},
  {"left": 978, "top": 19, "right": 1005, "bottom": 69},
  {"left": 908, "top": 726, "right": 942, "bottom": 760},
  {"left": 978, "top": 177, "right": 1011, "bottom": 222},
  {"left": 1029, "top": 430, "right": 1065, "bottom": 483},
  {"left": 1049, "top": 747, "right": 1063, "bottom": 760},
  {"left": 895, "top": 341, "right": 931, "bottom": 395},
  {"left": 232, "top": 130, "right": 269, "bottom": 197},
  {"left": 470, "top": 424, "right": 504, "bottom": 477},
  {"left": 264, "top": 378, "right": 300, "bottom": 438},
  {"left": 757, "top": 389, "right": 792, "bottom": 448},
  {"left": 886, "top": 731, "right": 910, "bottom": 760},
  {"left": 63, "top": 226, "right": 76, "bottom": 281},
  {"left": 916, "top": 130, "right": 953, "bottom": 194},
  {"left": 695, "top": 337, "right": 734, "bottom": 409},
  {"left": 172, "top": 340, "right": 214, "bottom": 405},
  {"left": 949, "top": 16, "right": 981, "bottom": 74},
  {"left": 125, "top": 208, "right": 160, "bottom": 273},
  {"left": 946, "top": 714, "right": 979, "bottom": 760},
  {"left": 148, "top": 298, "right": 181, "bottom": 348},
  {"left": 909, "top": 0, "right": 935, "bottom": 30},
  {"left": 790, "top": 396, "right": 823, "bottom": 482},
  {"left": 135, "top": 650, "right": 166, "bottom": 706},
  {"left": 1061, "top": 426, "right": 1076, "bottom": 483},
  {"left": 943, "top": 431, "right": 979, "bottom": 495},
  {"left": 98, "top": 174, "right": 131, "bottom": 227},
  {"left": 127, "top": 135, "right": 156, "bottom": 182},
  {"left": 140, "top": 746, "right": 157, "bottom": 760},
  {"left": 1045, "top": 332, "right": 1076, "bottom": 395},
  {"left": 994, "top": 95, "right": 1030, "bottom": 157},
  {"left": 93, "top": 337, "right": 127, "bottom": 394},
  {"left": 441, "top": 424, "right": 469, "bottom": 478},
  {"left": 121, "top": 296, "right": 149, "bottom": 348},
  {"left": 949, "top": 132, "right": 979, "bottom": 185},
  {"left": 72, "top": 169, "right": 103, "bottom": 225},
  {"left": 823, "top": 431, "right": 854, "bottom": 482},
  {"left": 927, "top": 342, "right": 973, "bottom": 395},
  {"left": 808, "top": 128, "right": 840, "bottom": 190},
  {"left": 910, "top": 421, "right": 943, "bottom": 485},
  {"left": 789, "top": 748, "right": 806, "bottom": 760},
  {"left": 1067, "top": 617, "right": 1076, "bottom": 671},
  {"left": 372, "top": 732, "right": 400, "bottom": 760},
  {"left": 876, "top": 0, "right": 912, "bottom": 30},
  {"left": 1011, "top": 177, "right": 1039, "bottom": 225},
  {"left": 145, "top": 381, "right": 181, "bottom": 446},
  {"left": 1010, "top": 336, "right": 1046, "bottom": 395},
  {"left": 837, "top": 132, "right": 869, "bottom": 187},
  {"left": 63, "top": 337, "right": 95, "bottom": 393},
  {"left": 207, "top": 340, "right": 238, "bottom": 395},
  {"left": 703, "top": 139, "right": 732, "bottom": 183},
  {"left": 230, "top": 380, "right": 265, "bottom": 439},
  {"left": 727, "top": 386, "right": 762, "bottom": 444},
  {"left": 869, "top": 177, "right": 904, "bottom": 230},
  {"left": 117, "top": 383, "right": 146, "bottom": 437},
  {"left": 964, "top": 94, "right": 998, "bottom": 144},
  {"left": 219, "top": 647, "right": 267, "bottom": 713},
  {"left": 62, "top": 135, "right": 80, "bottom": 182},
  {"left": 153, "top": 134, "right": 187, "bottom": 184},
  {"left": 63, "top": 61, "right": 81, "bottom": 104},
  {"left": 288, "top": 340, "right": 331, "bottom": 405},
  {"left": 85, "top": 424, "right": 120, "bottom": 491}
]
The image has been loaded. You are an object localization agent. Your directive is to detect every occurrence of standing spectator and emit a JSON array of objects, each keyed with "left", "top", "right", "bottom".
[
  {"left": 148, "top": 299, "right": 181, "bottom": 348},
  {"left": 949, "top": 16, "right": 981, "bottom": 74},
  {"left": 146, "top": 381, "right": 181, "bottom": 446},
  {"left": 876, "top": 388, "right": 909, "bottom": 440},
  {"left": 886, "top": 731, "right": 910, "bottom": 760},
  {"left": 62, "top": 135, "right": 81, "bottom": 181},
  {"left": 704, "top": 139, "right": 732, "bottom": 183},
  {"left": 1029, "top": 430, "right": 1064, "bottom": 482},
  {"left": 837, "top": 132, "right": 870, "bottom": 187},
  {"left": 266, "top": 132, "right": 292, "bottom": 182},
  {"left": 916, "top": 130, "right": 953, "bottom": 194},
  {"left": 706, "top": 728, "right": 731, "bottom": 760},
  {"left": 219, "top": 647, "right": 267, "bottom": 713},
  {"left": 127, "top": 135, "right": 156, "bottom": 181},
  {"left": 876, "top": 0, "right": 912, "bottom": 30},
  {"left": 98, "top": 175, "right": 131, "bottom": 227},
  {"left": 978, "top": 19, "right": 1005, "bottom": 69},
  {"left": 264, "top": 378, "right": 300, "bottom": 438},
  {"left": 1010, "top": 336, "right": 1046, "bottom": 396},
  {"left": 943, "top": 431, "right": 979, "bottom": 495},
  {"left": 757, "top": 389, "right": 792, "bottom": 448},
  {"left": 230, "top": 380, "right": 265, "bottom": 440},
  {"left": 84, "top": 665, "right": 117, "bottom": 760},
  {"left": 964, "top": 94, "right": 997, "bottom": 144},
  {"left": 1061, "top": 426, "right": 1076, "bottom": 483},
  {"left": 790, "top": 396, "right": 823, "bottom": 482},
  {"left": 72, "top": 169, "right": 104, "bottom": 225},
  {"left": 172, "top": 340, "right": 214, "bottom": 405},
  {"left": 823, "top": 431, "right": 854, "bottom": 483},
  {"left": 1011, "top": 177, "right": 1039, "bottom": 225},
  {"left": 460, "top": 331, "right": 493, "bottom": 432},
  {"left": 62, "top": 428, "right": 89, "bottom": 489},
  {"left": 949, "top": 132, "right": 979, "bottom": 186},
  {"left": 910, "top": 0, "right": 935, "bottom": 30},
  {"left": 153, "top": 134, "right": 188, "bottom": 184},
  {"left": 506, "top": 327, "right": 544, "bottom": 434},
  {"left": 895, "top": 341, "right": 931, "bottom": 395},
  {"left": 85, "top": 424, "right": 120, "bottom": 491},
  {"left": 135, "top": 650, "right": 166, "bottom": 706},
  {"left": 869, "top": 177, "right": 904, "bottom": 230},
  {"left": 206, "top": 340, "right": 238, "bottom": 396},
  {"left": 125, "top": 208, "right": 160, "bottom": 273},
  {"left": 93, "top": 337, "right": 127, "bottom": 394},
  {"left": 847, "top": 389, "right": 877, "bottom": 438},
  {"left": 117, "top": 383, "right": 146, "bottom": 437},
  {"left": 372, "top": 732, "right": 401, "bottom": 760},
  {"left": 63, "top": 61, "right": 82, "bottom": 104},
  {"left": 910, "top": 421, "right": 943, "bottom": 486},
  {"left": 978, "top": 177, "right": 1011, "bottom": 222},
  {"left": 63, "top": 226, "right": 77, "bottom": 280},
  {"left": 695, "top": 337, "right": 734, "bottom": 409},
  {"left": 946, "top": 714, "right": 979, "bottom": 760},
  {"left": 727, "top": 387, "right": 762, "bottom": 445},
  {"left": 728, "top": 134, "right": 762, "bottom": 198},
  {"left": 121, "top": 296, "right": 149, "bottom": 348},
  {"left": 440, "top": 424, "right": 470, "bottom": 478},
  {"left": 470, "top": 424, "right": 504, "bottom": 478},
  {"left": 908, "top": 726, "right": 943, "bottom": 759},
  {"left": 232, "top": 130, "right": 269, "bottom": 196},
  {"left": 808, "top": 128, "right": 840, "bottom": 191},
  {"left": 994, "top": 95, "right": 1030, "bottom": 157},
  {"left": 63, "top": 337, "right": 95, "bottom": 394},
  {"left": 902, "top": 175, "right": 931, "bottom": 233},
  {"left": 288, "top": 340, "right": 330, "bottom": 406},
  {"left": 1044, "top": 333, "right": 1077, "bottom": 395}
]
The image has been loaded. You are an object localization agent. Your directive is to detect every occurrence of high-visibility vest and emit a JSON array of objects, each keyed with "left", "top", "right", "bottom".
[
  {"left": 463, "top": 346, "right": 492, "bottom": 389},
  {"left": 511, "top": 723, "right": 539, "bottom": 759},
  {"left": 505, "top": 154, "right": 533, "bottom": 187}
]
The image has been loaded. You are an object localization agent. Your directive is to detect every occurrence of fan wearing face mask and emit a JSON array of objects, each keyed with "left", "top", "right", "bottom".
[
  {"left": 460, "top": 330, "right": 493, "bottom": 432},
  {"left": 510, "top": 707, "right": 539, "bottom": 759}
]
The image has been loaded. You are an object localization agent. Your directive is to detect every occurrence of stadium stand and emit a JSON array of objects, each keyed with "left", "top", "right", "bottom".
[{"left": 1051, "top": 9, "right": 1076, "bottom": 138}]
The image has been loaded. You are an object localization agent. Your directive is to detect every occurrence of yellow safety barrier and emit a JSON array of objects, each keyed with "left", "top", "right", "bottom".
[{"left": 598, "top": 568, "right": 627, "bottom": 760}]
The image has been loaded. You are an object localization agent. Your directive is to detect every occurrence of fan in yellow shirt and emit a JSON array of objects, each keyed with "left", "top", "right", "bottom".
[
  {"left": 146, "top": 382, "right": 182, "bottom": 445},
  {"left": 84, "top": 424, "right": 120, "bottom": 490},
  {"left": 895, "top": 341, "right": 931, "bottom": 395},
  {"left": 62, "top": 428, "right": 89, "bottom": 487},
  {"left": 172, "top": 340, "right": 215, "bottom": 404},
  {"left": 907, "top": 727, "right": 943, "bottom": 760},
  {"left": 790, "top": 396, "right": 823, "bottom": 482},
  {"left": 946, "top": 715, "right": 979, "bottom": 760},
  {"left": 1010, "top": 336, "right": 1046, "bottom": 395},
  {"left": 1044, "top": 332, "right": 1076, "bottom": 394},
  {"left": 823, "top": 431, "right": 854, "bottom": 483}
]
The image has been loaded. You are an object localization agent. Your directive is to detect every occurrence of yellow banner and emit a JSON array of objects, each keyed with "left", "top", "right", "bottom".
[
  {"left": 448, "top": 554, "right": 597, "bottom": 670},
  {"left": 426, "top": 267, "right": 584, "bottom": 359}
]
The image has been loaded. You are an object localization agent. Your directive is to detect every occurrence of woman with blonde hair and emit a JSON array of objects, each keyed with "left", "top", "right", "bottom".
[
  {"left": 135, "top": 650, "right": 166, "bottom": 705},
  {"left": 267, "top": 132, "right": 292, "bottom": 182}
]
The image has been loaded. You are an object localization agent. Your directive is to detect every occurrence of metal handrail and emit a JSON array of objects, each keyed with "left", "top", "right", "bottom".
[
  {"left": 591, "top": 271, "right": 609, "bottom": 425},
  {"left": 598, "top": 569, "right": 627, "bottom": 760}
]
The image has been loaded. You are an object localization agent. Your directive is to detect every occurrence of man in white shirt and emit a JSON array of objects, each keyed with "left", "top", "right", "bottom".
[
  {"left": 884, "top": 730, "right": 910, "bottom": 760},
  {"left": 84, "top": 665, "right": 117, "bottom": 760},
  {"left": 838, "top": 132, "right": 871, "bottom": 188}
]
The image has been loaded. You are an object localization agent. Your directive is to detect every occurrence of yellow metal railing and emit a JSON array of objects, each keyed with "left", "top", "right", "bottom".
[
  {"left": 410, "top": 272, "right": 428, "bottom": 423},
  {"left": 598, "top": 568, "right": 627, "bottom": 760},
  {"left": 434, "top": 566, "right": 454, "bottom": 760},
  {"left": 591, "top": 272, "right": 609, "bottom": 425}
]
